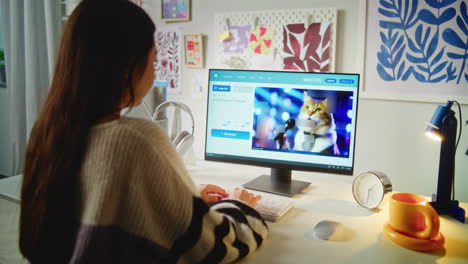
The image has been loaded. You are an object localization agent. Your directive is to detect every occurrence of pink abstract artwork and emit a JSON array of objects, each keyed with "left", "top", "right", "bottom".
[
  {"left": 155, "top": 31, "right": 181, "bottom": 94},
  {"left": 249, "top": 26, "right": 274, "bottom": 55},
  {"left": 223, "top": 25, "right": 251, "bottom": 53},
  {"left": 283, "top": 23, "right": 331, "bottom": 72}
]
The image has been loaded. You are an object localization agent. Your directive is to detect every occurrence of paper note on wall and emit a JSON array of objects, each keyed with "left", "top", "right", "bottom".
[
  {"left": 251, "top": 49, "right": 282, "bottom": 70},
  {"left": 191, "top": 72, "right": 207, "bottom": 99},
  {"left": 223, "top": 25, "right": 251, "bottom": 53}
]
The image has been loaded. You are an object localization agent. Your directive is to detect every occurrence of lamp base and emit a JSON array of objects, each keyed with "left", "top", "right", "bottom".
[{"left": 430, "top": 195, "right": 466, "bottom": 223}]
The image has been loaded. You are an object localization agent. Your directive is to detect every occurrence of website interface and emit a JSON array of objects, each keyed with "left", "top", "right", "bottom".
[{"left": 205, "top": 69, "right": 359, "bottom": 172}]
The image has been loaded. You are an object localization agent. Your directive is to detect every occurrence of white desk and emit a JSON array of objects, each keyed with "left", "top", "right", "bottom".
[
  {"left": 187, "top": 161, "right": 468, "bottom": 264},
  {"left": 0, "top": 175, "right": 21, "bottom": 204},
  {"left": 1, "top": 163, "right": 467, "bottom": 263},
  {"left": 0, "top": 175, "right": 23, "bottom": 263}
]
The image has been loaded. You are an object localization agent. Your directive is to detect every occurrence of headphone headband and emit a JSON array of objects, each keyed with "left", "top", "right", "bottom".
[{"left": 153, "top": 101, "right": 195, "bottom": 135}]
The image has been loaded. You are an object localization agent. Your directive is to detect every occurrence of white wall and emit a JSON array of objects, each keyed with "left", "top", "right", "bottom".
[{"left": 143, "top": 0, "right": 468, "bottom": 202}]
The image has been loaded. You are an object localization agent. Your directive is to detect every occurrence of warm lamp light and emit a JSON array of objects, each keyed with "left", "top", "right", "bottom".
[
  {"left": 425, "top": 130, "right": 442, "bottom": 141},
  {"left": 426, "top": 100, "right": 465, "bottom": 223}
]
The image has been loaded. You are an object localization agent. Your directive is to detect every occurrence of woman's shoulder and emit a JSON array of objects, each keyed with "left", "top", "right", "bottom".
[
  {"left": 120, "top": 116, "right": 163, "bottom": 133},
  {"left": 94, "top": 116, "right": 162, "bottom": 133},
  {"left": 91, "top": 117, "right": 169, "bottom": 146}
]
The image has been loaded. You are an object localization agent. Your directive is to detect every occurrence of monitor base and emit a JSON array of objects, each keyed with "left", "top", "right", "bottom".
[{"left": 243, "top": 175, "right": 310, "bottom": 197}]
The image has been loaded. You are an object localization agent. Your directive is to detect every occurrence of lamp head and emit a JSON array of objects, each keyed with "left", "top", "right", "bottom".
[{"left": 425, "top": 101, "right": 453, "bottom": 141}]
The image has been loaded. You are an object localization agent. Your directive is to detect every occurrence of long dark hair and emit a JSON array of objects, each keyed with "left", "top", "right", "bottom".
[{"left": 19, "top": 0, "right": 155, "bottom": 262}]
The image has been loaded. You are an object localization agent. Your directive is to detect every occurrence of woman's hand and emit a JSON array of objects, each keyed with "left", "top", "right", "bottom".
[
  {"left": 198, "top": 184, "right": 228, "bottom": 204},
  {"left": 228, "top": 187, "right": 262, "bottom": 208}
]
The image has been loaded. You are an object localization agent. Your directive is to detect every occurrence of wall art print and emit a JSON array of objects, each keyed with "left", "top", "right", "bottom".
[
  {"left": 223, "top": 25, "right": 251, "bottom": 53},
  {"left": 214, "top": 9, "right": 337, "bottom": 72},
  {"left": 364, "top": 0, "right": 468, "bottom": 100},
  {"left": 155, "top": 30, "right": 182, "bottom": 94},
  {"left": 249, "top": 25, "right": 274, "bottom": 55},
  {"left": 184, "top": 34, "right": 204, "bottom": 68},
  {"left": 283, "top": 23, "right": 331, "bottom": 72},
  {"left": 161, "top": 0, "right": 190, "bottom": 22}
]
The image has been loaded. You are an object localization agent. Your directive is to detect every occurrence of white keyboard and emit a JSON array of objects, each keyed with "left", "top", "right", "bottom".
[
  {"left": 224, "top": 188, "right": 295, "bottom": 222},
  {"left": 254, "top": 196, "right": 295, "bottom": 222}
]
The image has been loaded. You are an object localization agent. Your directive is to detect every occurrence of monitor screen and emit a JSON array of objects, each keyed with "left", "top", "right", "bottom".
[{"left": 205, "top": 69, "right": 359, "bottom": 195}]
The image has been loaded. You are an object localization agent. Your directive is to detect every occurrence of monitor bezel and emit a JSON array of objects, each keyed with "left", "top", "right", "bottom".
[{"left": 204, "top": 68, "right": 360, "bottom": 176}]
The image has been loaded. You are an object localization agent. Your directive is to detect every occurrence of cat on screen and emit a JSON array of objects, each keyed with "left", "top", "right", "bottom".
[{"left": 293, "top": 92, "right": 339, "bottom": 155}]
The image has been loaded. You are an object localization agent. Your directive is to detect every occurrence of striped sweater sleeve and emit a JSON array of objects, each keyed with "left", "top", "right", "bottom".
[
  {"left": 168, "top": 198, "right": 268, "bottom": 264},
  {"left": 75, "top": 118, "right": 268, "bottom": 264}
]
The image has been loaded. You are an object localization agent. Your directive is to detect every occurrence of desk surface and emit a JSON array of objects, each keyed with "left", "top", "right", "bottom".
[
  {"left": 1, "top": 162, "right": 467, "bottom": 263},
  {"left": 187, "top": 161, "right": 468, "bottom": 264},
  {"left": 0, "top": 175, "right": 21, "bottom": 204}
]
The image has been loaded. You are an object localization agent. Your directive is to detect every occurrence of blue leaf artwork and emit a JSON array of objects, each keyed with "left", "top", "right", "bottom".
[
  {"left": 446, "top": 61, "right": 457, "bottom": 82},
  {"left": 376, "top": 0, "right": 468, "bottom": 84},
  {"left": 377, "top": 29, "right": 407, "bottom": 80}
]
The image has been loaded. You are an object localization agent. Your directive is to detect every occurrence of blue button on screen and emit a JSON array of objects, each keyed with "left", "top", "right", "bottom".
[
  {"left": 213, "top": 85, "right": 231, "bottom": 92},
  {"left": 211, "top": 129, "right": 250, "bottom": 140},
  {"left": 325, "top": 78, "right": 337, "bottom": 83},
  {"left": 339, "top": 79, "right": 354, "bottom": 84}
]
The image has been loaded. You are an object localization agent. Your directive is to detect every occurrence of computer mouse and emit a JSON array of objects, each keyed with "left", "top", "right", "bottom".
[{"left": 312, "top": 220, "right": 344, "bottom": 241}]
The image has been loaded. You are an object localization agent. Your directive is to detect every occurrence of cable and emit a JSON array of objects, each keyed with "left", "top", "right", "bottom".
[
  {"left": 466, "top": 119, "right": 468, "bottom": 156},
  {"left": 453, "top": 101, "right": 462, "bottom": 152},
  {"left": 451, "top": 101, "right": 462, "bottom": 200}
]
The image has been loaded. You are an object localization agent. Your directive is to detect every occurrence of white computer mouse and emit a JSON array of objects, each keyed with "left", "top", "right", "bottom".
[{"left": 311, "top": 220, "right": 345, "bottom": 241}]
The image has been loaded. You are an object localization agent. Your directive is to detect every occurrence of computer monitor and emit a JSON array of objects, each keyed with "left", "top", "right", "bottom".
[{"left": 205, "top": 69, "right": 359, "bottom": 196}]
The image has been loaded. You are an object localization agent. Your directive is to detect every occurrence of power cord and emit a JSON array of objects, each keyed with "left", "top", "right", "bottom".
[
  {"left": 453, "top": 101, "right": 462, "bottom": 151},
  {"left": 465, "top": 120, "right": 468, "bottom": 156},
  {"left": 452, "top": 101, "right": 462, "bottom": 200}
]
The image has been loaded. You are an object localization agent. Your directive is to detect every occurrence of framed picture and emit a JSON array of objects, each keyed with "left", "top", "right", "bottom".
[
  {"left": 161, "top": 0, "right": 190, "bottom": 22},
  {"left": 184, "top": 34, "right": 204, "bottom": 68},
  {"left": 361, "top": 0, "right": 468, "bottom": 104}
]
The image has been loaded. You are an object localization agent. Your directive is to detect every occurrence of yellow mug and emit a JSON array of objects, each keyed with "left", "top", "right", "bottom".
[{"left": 389, "top": 193, "right": 440, "bottom": 239}]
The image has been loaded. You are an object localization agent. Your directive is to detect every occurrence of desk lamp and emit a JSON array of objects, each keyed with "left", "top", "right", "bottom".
[{"left": 426, "top": 100, "right": 465, "bottom": 223}]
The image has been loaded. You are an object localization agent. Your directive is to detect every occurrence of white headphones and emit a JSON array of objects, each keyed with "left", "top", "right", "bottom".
[{"left": 152, "top": 101, "right": 195, "bottom": 156}]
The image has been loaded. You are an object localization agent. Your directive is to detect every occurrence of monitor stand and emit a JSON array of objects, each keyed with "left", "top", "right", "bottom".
[{"left": 242, "top": 168, "right": 310, "bottom": 197}]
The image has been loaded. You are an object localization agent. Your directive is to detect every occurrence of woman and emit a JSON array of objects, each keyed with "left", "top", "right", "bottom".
[{"left": 19, "top": 0, "right": 268, "bottom": 263}]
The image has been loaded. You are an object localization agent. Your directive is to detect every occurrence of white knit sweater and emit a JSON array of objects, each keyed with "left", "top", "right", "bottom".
[{"left": 70, "top": 117, "right": 268, "bottom": 263}]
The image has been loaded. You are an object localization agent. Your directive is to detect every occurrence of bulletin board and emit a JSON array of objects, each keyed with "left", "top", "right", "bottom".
[{"left": 214, "top": 8, "right": 337, "bottom": 72}]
